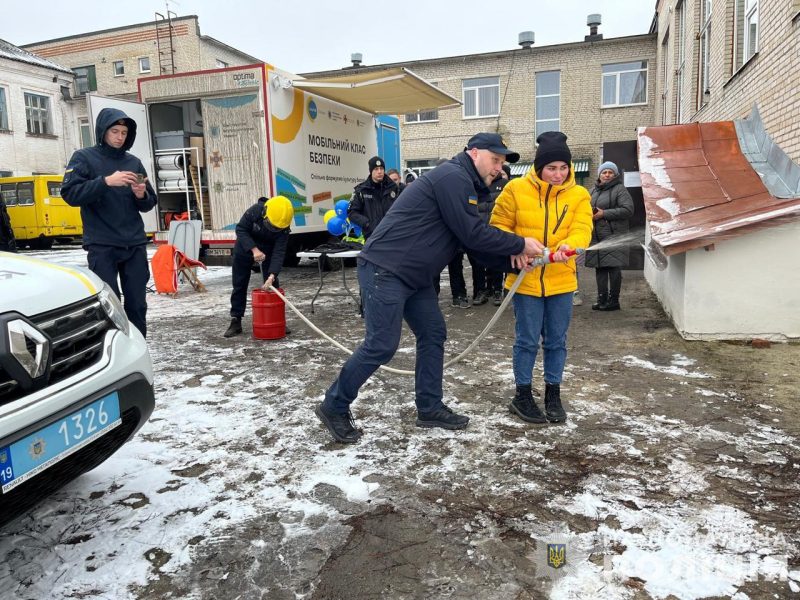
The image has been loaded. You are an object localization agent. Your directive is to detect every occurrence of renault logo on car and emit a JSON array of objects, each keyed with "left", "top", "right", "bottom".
[{"left": 8, "top": 319, "right": 49, "bottom": 379}]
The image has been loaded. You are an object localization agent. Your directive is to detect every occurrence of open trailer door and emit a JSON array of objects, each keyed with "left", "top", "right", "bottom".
[{"left": 87, "top": 94, "right": 158, "bottom": 234}]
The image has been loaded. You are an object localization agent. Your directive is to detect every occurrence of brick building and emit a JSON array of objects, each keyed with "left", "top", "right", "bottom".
[
  {"left": 304, "top": 23, "right": 657, "bottom": 182},
  {"left": 654, "top": 0, "right": 800, "bottom": 161},
  {"left": 22, "top": 14, "right": 261, "bottom": 150},
  {"left": 0, "top": 40, "right": 77, "bottom": 176}
]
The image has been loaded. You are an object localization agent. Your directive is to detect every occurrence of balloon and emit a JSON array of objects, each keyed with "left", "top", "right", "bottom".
[
  {"left": 326, "top": 216, "right": 347, "bottom": 235},
  {"left": 335, "top": 199, "right": 350, "bottom": 217},
  {"left": 350, "top": 224, "right": 362, "bottom": 237},
  {"left": 323, "top": 209, "right": 336, "bottom": 224}
]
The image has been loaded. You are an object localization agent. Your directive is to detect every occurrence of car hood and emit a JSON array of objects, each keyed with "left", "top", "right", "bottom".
[{"left": 0, "top": 252, "right": 103, "bottom": 317}]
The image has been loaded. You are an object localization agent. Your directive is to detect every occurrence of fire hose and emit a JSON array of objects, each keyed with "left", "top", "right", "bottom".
[{"left": 268, "top": 248, "right": 584, "bottom": 376}]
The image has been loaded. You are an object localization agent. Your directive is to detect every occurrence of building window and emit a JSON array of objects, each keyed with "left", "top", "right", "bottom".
[
  {"left": 24, "top": 92, "right": 51, "bottom": 135},
  {"left": 405, "top": 108, "right": 439, "bottom": 123},
  {"left": 535, "top": 71, "right": 560, "bottom": 137},
  {"left": 602, "top": 61, "right": 648, "bottom": 107},
  {"left": 215, "top": 59, "right": 229, "bottom": 68},
  {"left": 73, "top": 65, "right": 97, "bottom": 96},
  {"left": 0, "top": 87, "right": 8, "bottom": 130},
  {"left": 676, "top": 0, "right": 685, "bottom": 122},
  {"left": 735, "top": 0, "right": 759, "bottom": 67},
  {"left": 138, "top": 56, "right": 151, "bottom": 73},
  {"left": 79, "top": 118, "right": 92, "bottom": 148},
  {"left": 113, "top": 60, "right": 125, "bottom": 76},
  {"left": 462, "top": 76, "right": 499, "bottom": 118},
  {"left": 661, "top": 32, "right": 671, "bottom": 125},
  {"left": 699, "top": 0, "right": 712, "bottom": 105},
  {"left": 406, "top": 159, "right": 438, "bottom": 177}
]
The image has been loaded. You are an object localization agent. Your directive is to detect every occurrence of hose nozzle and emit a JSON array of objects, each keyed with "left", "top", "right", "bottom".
[{"left": 530, "top": 247, "right": 586, "bottom": 267}]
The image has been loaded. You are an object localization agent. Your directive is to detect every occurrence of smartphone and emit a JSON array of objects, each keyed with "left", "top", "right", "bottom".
[{"left": 136, "top": 174, "right": 145, "bottom": 184}]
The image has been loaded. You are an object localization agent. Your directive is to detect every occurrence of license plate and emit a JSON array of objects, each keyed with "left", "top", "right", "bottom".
[
  {"left": 206, "top": 248, "right": 231, "bottom": 256},
  {"left": 0, "top": 393, "right": 122, "bottom": 494}
]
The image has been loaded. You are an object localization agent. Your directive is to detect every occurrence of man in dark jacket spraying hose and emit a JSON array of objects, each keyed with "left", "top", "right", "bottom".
[
  {"left": 62, "top": 108, "right": 157, "bottom": 338},
  {"left": 315, "top": 133, "right": 546, "bottom": 443},
  {"left": 224, "top": 196, "right": 294, "bottom": 338}
]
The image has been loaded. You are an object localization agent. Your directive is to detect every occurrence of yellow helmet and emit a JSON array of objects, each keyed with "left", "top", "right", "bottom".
[{"left": 264, "top": 195, "right": 294, "bottom": 229}]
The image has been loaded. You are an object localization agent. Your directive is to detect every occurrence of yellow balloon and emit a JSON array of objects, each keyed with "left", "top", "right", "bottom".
[{"left": 323, "top": 209, "right": 336, "bottom": 224}]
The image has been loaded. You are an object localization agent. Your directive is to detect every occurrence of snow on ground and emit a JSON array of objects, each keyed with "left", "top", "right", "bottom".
[{"left": 1, "top": 247, "right": 798, "bottom": 599}]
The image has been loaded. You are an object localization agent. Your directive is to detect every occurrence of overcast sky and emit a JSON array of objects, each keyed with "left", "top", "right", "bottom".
[{"left": 2, "top": 0, "right": 655, "bottom": 74}]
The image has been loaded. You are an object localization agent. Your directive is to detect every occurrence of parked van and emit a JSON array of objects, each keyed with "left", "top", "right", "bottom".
[{"left": 0, "top": 175, "right": 82, "bottom": 249}]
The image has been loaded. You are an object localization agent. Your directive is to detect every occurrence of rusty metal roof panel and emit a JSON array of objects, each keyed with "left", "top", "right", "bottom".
[{"left": 638, "top": 107, "right": 800, "bottom": 256}]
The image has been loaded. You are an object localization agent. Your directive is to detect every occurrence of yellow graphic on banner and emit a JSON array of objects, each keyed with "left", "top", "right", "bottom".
[{"left": 272, "top": 89, "right": 305, "bottom": 144}]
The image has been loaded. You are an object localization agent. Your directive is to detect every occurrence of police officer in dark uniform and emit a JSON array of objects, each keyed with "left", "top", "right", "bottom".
[
  {"left": 315, "top": 133, "right": 545, "bottom": 443},
  {"left": 224, "top": 196, "right": 294, "bottom": 338},
  {"left": 347, "top": 156, "right": 399, "bottom": 240}
]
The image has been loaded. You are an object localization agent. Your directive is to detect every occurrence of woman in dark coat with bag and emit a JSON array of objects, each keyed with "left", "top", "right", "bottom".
[{"left": 584, "top": 161, "right": 635, "bottom": 311}]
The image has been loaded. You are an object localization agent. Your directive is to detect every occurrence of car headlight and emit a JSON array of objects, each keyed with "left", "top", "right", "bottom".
[{"left": 98, "top": 283, "right": 130, "bottom": 336}]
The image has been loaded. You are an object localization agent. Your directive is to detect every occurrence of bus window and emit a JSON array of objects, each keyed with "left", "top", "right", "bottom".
[
  {"left": 17, "top": 182, "right": 34, "bottom": 205},
  {"left": 1, "top": 183, "right": 17, "bottom": 206},
  {"left": 47, "top": 181, "right": 62, "bottom": 197}
]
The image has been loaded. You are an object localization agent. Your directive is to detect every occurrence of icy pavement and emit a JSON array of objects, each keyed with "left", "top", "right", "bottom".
[{"left": 1, "top": 246, "right": 798, "bottom": 599}]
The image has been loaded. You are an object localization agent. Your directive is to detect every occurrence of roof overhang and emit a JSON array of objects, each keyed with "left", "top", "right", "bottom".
[
  {"left": 638, "top": 107, "right": 800, "bottom": 256},
  {"left": 289, "top": 67, "right": 461, "bottom": 115}
]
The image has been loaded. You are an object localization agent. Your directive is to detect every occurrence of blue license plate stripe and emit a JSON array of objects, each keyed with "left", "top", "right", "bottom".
[{"left": 1, "top": 392, "right": 122, "bottom": 494}]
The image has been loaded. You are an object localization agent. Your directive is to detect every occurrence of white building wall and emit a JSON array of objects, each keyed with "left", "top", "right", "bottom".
[
  {"left": 681, "top": 223, "right": 800, "bottom": 340},
  {"left": 645, "top": 249, "right": 687, "bottom": 329},
  {"left": 0, "top": 59, "right": 78, "bottom": 175}
]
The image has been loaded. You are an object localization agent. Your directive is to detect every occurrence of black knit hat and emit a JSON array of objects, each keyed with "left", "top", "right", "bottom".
[
  {"left": 368, "top": 156, "right": 385, "bottom": 173},
  {"left": 534, "top": 131, "right": 572, "bottom": 172}
]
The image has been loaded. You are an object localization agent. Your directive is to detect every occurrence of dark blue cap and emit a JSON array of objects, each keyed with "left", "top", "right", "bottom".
[{"left": 466, "top": 133, "right": 520, "bottom": 163}]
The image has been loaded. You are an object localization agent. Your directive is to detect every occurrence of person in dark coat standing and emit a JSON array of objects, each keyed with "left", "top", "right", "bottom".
[
  {"left": 224, "top": 195, "right": 294, "bottom": 337},
  {"left": 347, "top": 156, "right": 399, "bottom": 240},
  {"left": 468, "top": 165, "right": 510, "bottom": 306},
  {"left": 386, "top": 168, "right": 407, "bottom": 194},
  {"left": 584, "top": 161, "right": 635, "bottom": 311},
  {"left": 315, "top": 133, "right": 545, "bottom": 444},
  {"left": 61, "top": 108, "right": 157, "bottom": 338},
  {"left": 0, "top": 191, "right": 16, "bottom": 252}
]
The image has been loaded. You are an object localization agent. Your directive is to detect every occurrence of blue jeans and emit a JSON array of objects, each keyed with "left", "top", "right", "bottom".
[
  {"left": 512, "top": 292, "right": 573, "bottom": 385},
  {"left": 323, "top": 260, "right": 447, "bottom": 414}
]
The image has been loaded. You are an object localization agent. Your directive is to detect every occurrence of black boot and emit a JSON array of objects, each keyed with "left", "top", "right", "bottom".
[
  {"left": 544, "top": 383, "right": 567, "bottom": 423},
  {"left": 223, "top": 317, "right": 242, "bottom": 338},
  {"left": 591, "top": 293, "right": 608, "bottom": 311},
  {"left": 599, "top": 295, "right": 620, "bottom": 311},
  {"left": 509, "top": 384, "right": 546, "bottom": 424}
]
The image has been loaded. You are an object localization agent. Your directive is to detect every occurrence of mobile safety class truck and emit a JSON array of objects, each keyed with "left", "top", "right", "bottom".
[{"left": 87, "top": 63, "right": 458, "bottom": 265}]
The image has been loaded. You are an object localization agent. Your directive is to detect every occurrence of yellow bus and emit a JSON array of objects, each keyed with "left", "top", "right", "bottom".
[{"left": 0, "top": 175, "right": 82, "bottom": 249}]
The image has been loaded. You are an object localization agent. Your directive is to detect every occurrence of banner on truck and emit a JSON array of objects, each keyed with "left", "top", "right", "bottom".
[{"left": 269, "top": 79, "right": 378, "bottom": 231}]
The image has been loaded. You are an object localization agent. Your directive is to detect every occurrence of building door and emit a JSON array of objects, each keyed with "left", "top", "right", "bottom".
[{"left": 601, "top": 140, "right": 644, "bottom": 270}]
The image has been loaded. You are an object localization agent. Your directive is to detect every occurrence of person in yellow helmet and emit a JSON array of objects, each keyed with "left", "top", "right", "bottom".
[{"left": 224, "top": 195, "right": 294, "bottom": 338}]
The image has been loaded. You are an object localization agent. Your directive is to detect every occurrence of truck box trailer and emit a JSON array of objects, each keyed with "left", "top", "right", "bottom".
[{"left": 87, "top": 64, "right": 458, "bottom": 265}]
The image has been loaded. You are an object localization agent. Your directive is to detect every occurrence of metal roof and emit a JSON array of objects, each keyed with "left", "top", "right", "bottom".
[
  {"left": 638, "top": 106, "right": 800, "bottom": 256},
  {"left": 0, "top": 38, "right": 73, "bottom": 74}
]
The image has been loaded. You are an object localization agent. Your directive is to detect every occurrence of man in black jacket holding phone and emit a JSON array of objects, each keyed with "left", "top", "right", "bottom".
[{"left": 62, "top": 108, "right": 157, "bottom": 338}]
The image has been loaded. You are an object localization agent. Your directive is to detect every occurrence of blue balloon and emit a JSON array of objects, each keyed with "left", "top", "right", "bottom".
[
  {"left": 335, "top": 199, "right": 350, "bottom": 217},
  {"left": 351, "top": 224, "right": 362, "bottom": 237},
  {"left": 327, "top": 216, "right": 347, "bottom": 235}
]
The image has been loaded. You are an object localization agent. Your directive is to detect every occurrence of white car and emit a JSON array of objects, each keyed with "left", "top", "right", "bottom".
[{"left": 0, "top": 251, "right": 154, "bottom": 526}]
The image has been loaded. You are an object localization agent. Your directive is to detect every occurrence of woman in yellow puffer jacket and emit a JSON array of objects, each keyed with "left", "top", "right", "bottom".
[{"left": 490, "top": 131, "right": 593, "bottom": 425}]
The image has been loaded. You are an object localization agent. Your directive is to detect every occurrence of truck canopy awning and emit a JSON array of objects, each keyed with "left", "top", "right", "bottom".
[{"left": 291, "top": 67, "right": 461, "bottom": 115}]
